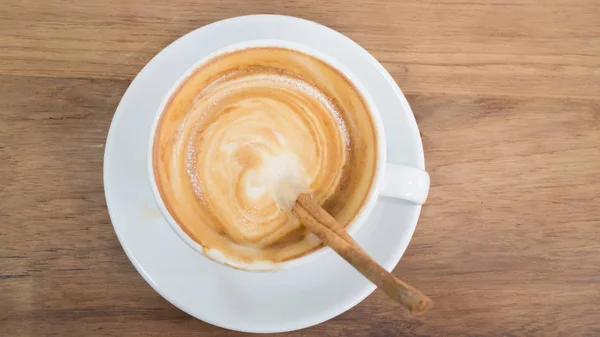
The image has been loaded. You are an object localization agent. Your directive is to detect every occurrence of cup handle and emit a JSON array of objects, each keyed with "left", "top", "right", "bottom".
[{"left": 380, "top": 163, "right": 430, "bottom": 205}]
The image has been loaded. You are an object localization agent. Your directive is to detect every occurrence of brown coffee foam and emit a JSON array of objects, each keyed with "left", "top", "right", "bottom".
[{"left": 154, "top": 47, "right": 377, "bottom": 264}]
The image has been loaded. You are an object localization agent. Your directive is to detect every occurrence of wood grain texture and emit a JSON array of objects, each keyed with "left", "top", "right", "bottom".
[{"left": 1, "top": 0, "right": 599, "bottom": 336}]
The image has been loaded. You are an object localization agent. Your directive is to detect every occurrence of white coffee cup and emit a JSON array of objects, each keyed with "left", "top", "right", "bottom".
[{"left": 147, "top": 40, "right": 429, "bottom": 271}]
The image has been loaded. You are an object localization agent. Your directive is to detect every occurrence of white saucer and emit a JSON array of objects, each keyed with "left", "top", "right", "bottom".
[{"left": 104, "top": 15, "right": 425, "bottom": 333}]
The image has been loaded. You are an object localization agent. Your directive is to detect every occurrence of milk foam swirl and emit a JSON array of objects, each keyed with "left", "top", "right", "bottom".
[
  {"left": 153, "top": 47, "right": 378, "bottom": 264},
  {"left": 178, "top": 71, "right": 348, "bottom": 245}
]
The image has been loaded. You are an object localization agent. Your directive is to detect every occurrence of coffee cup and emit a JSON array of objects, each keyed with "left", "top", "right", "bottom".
[{"left": 148, "top": 40, "right": 429, "bottom": 271}]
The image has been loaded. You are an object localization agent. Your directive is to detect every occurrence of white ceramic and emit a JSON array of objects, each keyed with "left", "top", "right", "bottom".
[
  {"left": 104, "top": 15, "right": 427, "bottom": 333},
  {"left": 147, "top": 40, "right": 429, "bottom": 272}
]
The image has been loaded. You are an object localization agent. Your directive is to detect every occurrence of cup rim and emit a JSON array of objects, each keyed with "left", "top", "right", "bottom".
[{"left": 147, "top": 39, "right": 387, "bottom": 271}]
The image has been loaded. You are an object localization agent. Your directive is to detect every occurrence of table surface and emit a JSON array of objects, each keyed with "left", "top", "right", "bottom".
[{"left": 2, "top": 1, "right": 599, "bottom": 336}]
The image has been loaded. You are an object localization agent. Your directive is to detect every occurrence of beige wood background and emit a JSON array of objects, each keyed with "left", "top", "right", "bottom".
[{"left": 1, "top": 1, "right": 599, "bottom": 336}]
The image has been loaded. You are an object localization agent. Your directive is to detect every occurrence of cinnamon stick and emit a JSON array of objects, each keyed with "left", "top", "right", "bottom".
[{"left": 292, "top": 194, "right": 432, "bottom": 315}]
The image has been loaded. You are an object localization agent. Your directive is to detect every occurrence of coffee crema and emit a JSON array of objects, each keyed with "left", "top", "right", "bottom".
[{"left": 153, "top": 47, "right": 378, "bottom": 264}]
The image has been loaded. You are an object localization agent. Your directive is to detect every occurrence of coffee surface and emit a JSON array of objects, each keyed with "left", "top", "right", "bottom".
[{"left": 153, "top": 47, "right": 377, "bottom": 264}]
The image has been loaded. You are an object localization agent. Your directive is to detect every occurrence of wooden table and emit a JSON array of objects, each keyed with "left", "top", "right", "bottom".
[{"left": 2, "top": 1, "right": 599, "bottom": 336}]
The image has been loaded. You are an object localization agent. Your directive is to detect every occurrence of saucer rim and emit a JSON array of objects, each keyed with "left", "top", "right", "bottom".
[{"left": 104, "top": 14, "right": 425, "bottom": 333}]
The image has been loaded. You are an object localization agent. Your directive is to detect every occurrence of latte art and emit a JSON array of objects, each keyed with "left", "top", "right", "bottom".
[
  {"left": 182, "top": 71, "right": 348, "bottom": 243},
  {"left": 154, "top": 47, "right": 378, "bottom": 264}
]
